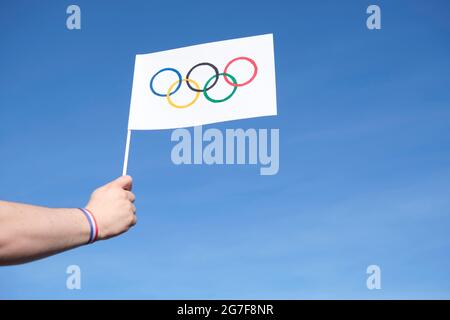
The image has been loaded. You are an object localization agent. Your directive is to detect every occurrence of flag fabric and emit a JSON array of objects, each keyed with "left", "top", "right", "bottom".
[{"left": 127, "top": 34, "right": 277, "bottom": 130}]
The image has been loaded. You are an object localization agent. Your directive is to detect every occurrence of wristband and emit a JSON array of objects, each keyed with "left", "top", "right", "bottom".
[{"left": 79, "top": 208, "right": 99, "bottom": 244}]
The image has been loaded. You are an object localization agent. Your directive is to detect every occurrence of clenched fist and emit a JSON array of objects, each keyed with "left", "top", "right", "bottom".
[{"left": 85, "top": 175, "right": 137, "bottom": 240}]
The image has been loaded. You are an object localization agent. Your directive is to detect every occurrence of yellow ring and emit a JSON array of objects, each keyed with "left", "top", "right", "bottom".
[{"left": 166, "top": 78, "right": 201, "bottom": 108}]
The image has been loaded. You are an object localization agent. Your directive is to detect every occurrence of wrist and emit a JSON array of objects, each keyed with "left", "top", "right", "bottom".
[
  {"left": 68, "top": 208, "right": 91, "bottom": 245},
  {"left": 78, "top": 208, "right": 99, "bottom": 244}
]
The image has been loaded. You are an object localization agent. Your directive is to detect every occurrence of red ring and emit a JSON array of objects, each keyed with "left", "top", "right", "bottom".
[{"left": 223, "top": 56, "right": 258, "bottom": 87}]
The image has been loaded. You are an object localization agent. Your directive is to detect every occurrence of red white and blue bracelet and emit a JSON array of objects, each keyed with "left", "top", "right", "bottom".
[{"left": 79, "top": 208, "right": 99, "bottom": 244}]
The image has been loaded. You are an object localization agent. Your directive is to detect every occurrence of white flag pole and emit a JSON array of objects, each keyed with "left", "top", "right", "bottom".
[{"left": 122, "top": 129, "right": 132, "bottom": 176}]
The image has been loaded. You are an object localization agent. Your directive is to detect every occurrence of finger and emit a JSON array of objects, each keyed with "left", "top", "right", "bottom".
[
  {"left": 131, "top": 203, "right": 137, "bottom": 214},
  {"left": 132, "top": 215, "right": 137, "bottom": 226},
  {"left": 111, "top": 175, "right": 133, "bottom": 191},
  {"left": 125, "top": 191, "right": 136, "bottom": 202}
]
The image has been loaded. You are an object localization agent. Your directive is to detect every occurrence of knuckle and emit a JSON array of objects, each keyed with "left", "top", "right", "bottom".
[
  {"left": 112, "top": 189, "right": 125, "bottom": 198},
  {"left": 126, "top": 201, "right": 133, "bottom": 210},
  {"left": 121, "top": 202, "right": 131, "bottom": 212}
]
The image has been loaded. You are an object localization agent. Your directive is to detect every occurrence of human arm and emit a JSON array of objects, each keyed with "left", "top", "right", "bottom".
[{"left": 0, "top": 175, "right": 136, "bottom": 266}]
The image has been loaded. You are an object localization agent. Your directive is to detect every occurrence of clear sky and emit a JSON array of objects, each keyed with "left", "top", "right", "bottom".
[{"left": 1, "top": 0, "right": 450, "bottom": 299}]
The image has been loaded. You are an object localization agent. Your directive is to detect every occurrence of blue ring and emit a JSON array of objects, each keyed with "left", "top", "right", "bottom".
[{"left": 150, "top": 68, "right": 182, "bottom": 97}]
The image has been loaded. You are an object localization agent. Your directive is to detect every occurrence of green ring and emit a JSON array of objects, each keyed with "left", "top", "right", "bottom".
[{"left": 203, "top": 72, "right": 238, "bottom": 103}]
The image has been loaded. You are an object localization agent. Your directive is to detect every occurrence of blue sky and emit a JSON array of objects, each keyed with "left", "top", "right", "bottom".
[{"left": 1, "top": 0, "right": 450, "bottom": 299}]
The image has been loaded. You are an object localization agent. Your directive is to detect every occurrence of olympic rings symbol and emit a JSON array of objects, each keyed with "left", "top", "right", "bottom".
[{"left": 149, "top": 56, "right": 258, "bottom": 109}]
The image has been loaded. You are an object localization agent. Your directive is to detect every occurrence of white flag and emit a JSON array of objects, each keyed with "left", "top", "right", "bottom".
[{"left": 127, "top": 34, "right": 277, "bottom": 130}]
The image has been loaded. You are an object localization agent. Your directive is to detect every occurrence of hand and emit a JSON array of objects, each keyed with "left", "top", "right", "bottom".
[{"left": 85, "top": 175, "right": 137, "bottom": 240}]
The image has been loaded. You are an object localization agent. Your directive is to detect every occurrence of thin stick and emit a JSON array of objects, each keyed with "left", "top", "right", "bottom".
[{"left": 122, "top": 129, "right": 132, "bottom": 176}]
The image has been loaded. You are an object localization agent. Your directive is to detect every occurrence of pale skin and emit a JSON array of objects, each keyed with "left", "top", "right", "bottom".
[{"left": 0, "top": 175, "right": 137, "bottom": 266}]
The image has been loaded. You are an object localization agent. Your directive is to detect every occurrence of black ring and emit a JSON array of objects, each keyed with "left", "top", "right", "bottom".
[{"left": 186, "top": 62, "right": 219, "bottom": 92}]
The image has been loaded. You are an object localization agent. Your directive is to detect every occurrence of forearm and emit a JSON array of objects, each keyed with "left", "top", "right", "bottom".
[{"left": 0, "top": 201, "right": 90, "bottom": 266}]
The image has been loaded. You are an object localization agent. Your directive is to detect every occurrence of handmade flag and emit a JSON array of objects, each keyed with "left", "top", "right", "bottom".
[{"left": 127, "top": 34, "right": 277, "bottom": 130}]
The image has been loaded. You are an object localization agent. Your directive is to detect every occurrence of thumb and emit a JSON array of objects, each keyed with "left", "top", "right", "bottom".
[{"left": 111, "top": 175, "right": 133, "bottom": 191}]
